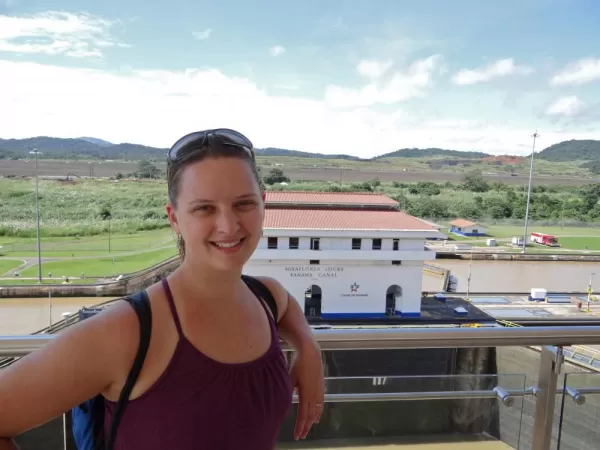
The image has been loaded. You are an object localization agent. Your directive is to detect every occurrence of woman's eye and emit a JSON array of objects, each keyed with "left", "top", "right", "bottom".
[{"left": 236, "top": 201, "right": 256, "bottom": 210}]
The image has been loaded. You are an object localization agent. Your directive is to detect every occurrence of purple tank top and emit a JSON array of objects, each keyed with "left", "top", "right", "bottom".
[{"left": 104, "top": 278, "right": 293, "bottom": 449}]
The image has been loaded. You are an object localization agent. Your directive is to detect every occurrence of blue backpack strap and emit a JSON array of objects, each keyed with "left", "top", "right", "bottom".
[
  {"left": 241, "top": 275, "right": 278, "bottom": 326},
  {"left": 105, "top": 290, "right": 152, "bottom": 449}
]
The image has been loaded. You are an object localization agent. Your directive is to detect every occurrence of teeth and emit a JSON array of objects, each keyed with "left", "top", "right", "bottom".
[{"left": 214, "top": 240, "right": 241, "bottom": 248}]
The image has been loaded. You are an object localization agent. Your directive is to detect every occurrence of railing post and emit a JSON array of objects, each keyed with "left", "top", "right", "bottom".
[{"left": 532, "top": 346, "right": 563, "bottom": 450}]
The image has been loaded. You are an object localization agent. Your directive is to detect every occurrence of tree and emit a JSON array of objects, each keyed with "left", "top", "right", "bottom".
[
  {"left": 136, "top": 159, "right": 160, "bottom": 178},
  {"left": 263, "top": 167, "right": 290, "bottom": 185},
  {"left": 461, "top": 169, "right": 489, "bottom": 193}
]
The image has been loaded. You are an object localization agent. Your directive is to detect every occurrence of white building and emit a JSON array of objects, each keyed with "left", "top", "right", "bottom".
[
  {"left": 448, "top": 219, "right": 487, "bottom": 237},
  {"left": 245, "top": 191, "right": 442, "bottom": 319}
]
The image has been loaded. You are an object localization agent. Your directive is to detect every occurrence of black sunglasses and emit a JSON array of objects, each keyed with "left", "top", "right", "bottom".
[{"left": 167, "top": 128, "right": 254, "bottom": 162}]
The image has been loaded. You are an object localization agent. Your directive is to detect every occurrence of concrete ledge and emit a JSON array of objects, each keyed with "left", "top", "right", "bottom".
[{"left": 277, "top": 434, "right": 511, "bottom": 449}]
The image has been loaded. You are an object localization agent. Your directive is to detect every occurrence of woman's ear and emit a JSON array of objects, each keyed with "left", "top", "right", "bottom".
[{"left": 166, "top": 203, "right": 180, "bottom": 235}]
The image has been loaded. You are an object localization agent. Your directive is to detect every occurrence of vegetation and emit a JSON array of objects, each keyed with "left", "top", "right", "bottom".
[
  {"left": 3, "top": 167, "right": 600, "bottom": 241},
  {"left": 537, "top": 139, "right": 600, "bottom": 174}
]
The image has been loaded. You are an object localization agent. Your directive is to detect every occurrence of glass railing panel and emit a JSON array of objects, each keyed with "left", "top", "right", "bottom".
[
  {"left": 557, "top": 372, "right": 600, "bottom": 450},
  {"left": 11, "top": 414, "right": 65, "bottom": 450},
  {"left": 277, "top": 374, "right": 526, "bottom": 449}
]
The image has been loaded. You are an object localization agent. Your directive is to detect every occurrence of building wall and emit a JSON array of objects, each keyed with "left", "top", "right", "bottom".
[
  {"left": 257, "top": 236, "right": 425, "bottom": 252},
  {"left": 244, "top": 260, "right": 423, "bottom": 317},
  {"left": 450, "top": 225, "right": 487, "bottom": 237}
]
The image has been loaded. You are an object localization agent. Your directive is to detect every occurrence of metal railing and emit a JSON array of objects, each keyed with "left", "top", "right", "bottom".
[{"left": 3, "top": 325, "right": 600, "bottom": 450}]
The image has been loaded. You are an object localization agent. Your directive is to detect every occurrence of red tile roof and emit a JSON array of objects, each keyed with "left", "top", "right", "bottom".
[
  {"left": 265, "top": 191, "right": 398, "bottom": 207},
  {"left": 449, "top": 219, "right": 480, "bottom": 228},
  {"left": 264, "top": 208, "right": 436, "bottom": 231}
]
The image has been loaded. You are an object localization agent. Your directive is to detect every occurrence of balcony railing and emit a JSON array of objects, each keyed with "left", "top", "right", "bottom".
[{"left": 2, "top": 326, "right": 600, "bottom": 449}]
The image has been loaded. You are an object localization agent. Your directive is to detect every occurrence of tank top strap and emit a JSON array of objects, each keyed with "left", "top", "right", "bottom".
[{"left": 161, "top": 277, "right": 184, "bottom": 337}]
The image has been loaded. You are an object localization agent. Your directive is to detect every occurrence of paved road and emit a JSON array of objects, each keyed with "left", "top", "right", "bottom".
[{"left": 2, "top": 159, "right": 598, "bottom": 186}]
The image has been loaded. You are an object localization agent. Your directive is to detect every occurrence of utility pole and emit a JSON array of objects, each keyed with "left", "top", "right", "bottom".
[
  {"left": 588, "top": 272, "right": 595, "bottom": 312},
  {"left": 522, "top": 131, "right": 539, "bottom": 253},
  {"left": 29, "top": 149, "right": 43, "bottom": 284}
]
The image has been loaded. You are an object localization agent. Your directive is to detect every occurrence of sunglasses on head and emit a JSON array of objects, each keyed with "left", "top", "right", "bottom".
[{"left": 167, "top": 128, "right": 254, "bottom": 162}]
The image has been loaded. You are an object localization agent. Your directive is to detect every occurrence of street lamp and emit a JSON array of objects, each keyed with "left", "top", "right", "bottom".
[
  {"left": 29, "top": 149, "right": 42, "bottom": 284},
  {"left": 588, "top": 272, "right": 595, "bottom": 312},
  {"left": 522, "top": 131, "right": 539, "bottom": 254}
]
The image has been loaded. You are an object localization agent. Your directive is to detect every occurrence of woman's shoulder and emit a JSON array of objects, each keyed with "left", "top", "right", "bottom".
[
  {"left": 250, "top": 276, "right": 290, "bottom": 322},
  {"left": 0, "top": 294, "right": 144, "bottom": 439}
]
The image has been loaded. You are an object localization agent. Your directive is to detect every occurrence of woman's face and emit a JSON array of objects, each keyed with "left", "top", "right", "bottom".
[{"left": 167, "top": 156, "right": 264, "bottom": 272}]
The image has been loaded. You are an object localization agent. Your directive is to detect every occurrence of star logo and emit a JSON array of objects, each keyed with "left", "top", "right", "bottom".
[{"left": 350, "top": 283, "right": 359, "bottom": 292}]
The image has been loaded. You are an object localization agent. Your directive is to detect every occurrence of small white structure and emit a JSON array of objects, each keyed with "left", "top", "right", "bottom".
[
  {"left": 245, "top": 191, "right": 444, "bottom": 318},
  {"left": 530, "top": 288, "right": 547, "bottom": 301},
  {"left": 449, "top": 219, "right": 487, "bottom": 237}
]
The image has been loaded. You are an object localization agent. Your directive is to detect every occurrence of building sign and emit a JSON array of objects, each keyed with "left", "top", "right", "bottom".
[
  {"left": 284, "top": 266, "right": 344, "bottom": 278},
  {"left": 340, "top": 282, "right": 368, "bottom": 298}
]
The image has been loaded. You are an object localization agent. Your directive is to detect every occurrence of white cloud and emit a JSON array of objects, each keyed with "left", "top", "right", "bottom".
[
  {"left": 356, "top": 59, "right": 392, "bottom": 79},
  {"left": 0, "top": 11, "right": 126, "bottom": 58},
  {"left": 545, "top": 95, "right": 585, "bottom": 117},
  {"left": 452, "top": 58, "right": 534, "bottom": 85},
  {"left": 550, "top": 58, "right": 600, "bottom": 86},
  {"left": 1, "top": 58, "right": 598, "bottom": 158},
  {"left": 325, "top": 55, "right": 442, "bottom": 108},
  {"left": 192, "top": 28, "right": 212, "bottom": 40},
  {"left": 269, "top": 45, "right": 285, "bottom": 56}
]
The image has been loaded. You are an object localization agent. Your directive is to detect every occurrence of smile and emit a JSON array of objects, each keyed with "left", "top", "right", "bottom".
[{"left": 210, "top": 237, "right": 246, "bottom": 251}]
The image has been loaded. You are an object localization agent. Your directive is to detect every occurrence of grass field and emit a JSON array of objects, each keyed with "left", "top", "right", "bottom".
[
  {"left": 0, "top": 229, "right": 175, "bottom": 257},
  {"left": 18, "top": 246, "right": 177, "bottom": 278},
  {"left": 0, "top": 229, "right": 178, "bottom": 283},
  {"left": 443, "top": 223, "right": 600, "bottom": 251},
  {"left": 0, "top": 259, "right": 24, "bottom": 276}
]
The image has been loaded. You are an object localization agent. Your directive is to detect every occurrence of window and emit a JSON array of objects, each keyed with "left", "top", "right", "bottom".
[
  {"left": 372, "top": 238, "right": 382, "bottom": 250},
  {"left": 392, "top": 260, "right": 402, "bottom": 265},
  {"left": 393, "top": 239, "right": 399, "bottom": 251},
  {"left": 310, "top": 260, "right": 320, "bottom": 265},
  {"left": 289, "top": 237, "right": 299, "bottom": 249},
  {"left": 352, "top": 238, "right": 361, "bottom": 250},
  {"left": 310, "top": 238, "right": 320, "bottom": 250},
  {"left": 267, "top": 237, "right": 278, "bottom": 249}
]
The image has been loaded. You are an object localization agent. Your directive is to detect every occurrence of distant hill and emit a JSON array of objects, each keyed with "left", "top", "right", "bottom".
[
  {"left": 256, "top": 147, "right": 366, "bottom": 161},
  {"left": 78, "top": 137, "right": 114, "bottom": 147},
  {"left": 536, "top": 139, "right": 600, "bottom": 162},
  {"left": 1, "top": 136, "right": 599, "bottom": 167},
  {"left": 375, "top": 148, "right": 490, "bottom": 159},
  {"left": 0, "top": 137, "right": 167, "bottom": 160}
]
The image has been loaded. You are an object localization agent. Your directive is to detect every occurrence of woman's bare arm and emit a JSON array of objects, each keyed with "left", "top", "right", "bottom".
[
  {"left": 0, "top": 301, "right": 139, "bottom": 441},
  {"left": 257, "top": 276, "right": 318, "bottom": 351}
]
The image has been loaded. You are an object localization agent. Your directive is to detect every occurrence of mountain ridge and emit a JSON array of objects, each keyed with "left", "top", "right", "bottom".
[{"left": 1, "top": 136, "right": 599, "bottom": 163}]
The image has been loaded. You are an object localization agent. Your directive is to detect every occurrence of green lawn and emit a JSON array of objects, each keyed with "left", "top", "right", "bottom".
[
  {"left": 442, "top": 222, "right": 600, "bottom": 252},
  {"left": 558, "top": 237, "right": 600, "bottom": 251},
  {"left": 486, "top": 225, "right": 600, "bottom": 238},
  {"left": 0, "top": 259, "right": 24, "bottom": 276},
  {"left": 18, "top": 247, "right": 178, "bottom": 278},
  {"left": 0, "top": 278, "right": 100, "bottom": 285},
  {"left": 0, "top": 229, "right": 175, "bottom": 257}
]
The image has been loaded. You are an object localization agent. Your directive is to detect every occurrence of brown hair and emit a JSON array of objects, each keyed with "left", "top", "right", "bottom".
[{"left": 167, "top": 134, "right": 262, "bottom": 260}]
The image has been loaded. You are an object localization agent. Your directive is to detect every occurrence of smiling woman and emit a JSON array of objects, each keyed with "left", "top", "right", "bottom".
[{"left": 0, "top": 128, "right": 325, "bottom": 450}]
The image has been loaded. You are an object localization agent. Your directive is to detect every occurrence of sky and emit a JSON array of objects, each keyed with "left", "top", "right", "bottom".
[{"left": 1, "top": 0, "right": 600, "bottom": 157}]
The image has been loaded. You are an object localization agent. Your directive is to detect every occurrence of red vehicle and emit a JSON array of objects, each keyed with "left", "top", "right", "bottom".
[{"left": 530, "top": 232, "right": 560, "bottom": 247}]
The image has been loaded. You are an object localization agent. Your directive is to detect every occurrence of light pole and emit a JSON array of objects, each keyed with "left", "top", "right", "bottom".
[
  {"left": 466, "top": 245, "right": 474, "bottom": 301},
  {"left": 588, "top": 272, "right": 595, "bottom": 312},
  {"left": 522, "top": 131, "right": 539, "bottom": 254},
  {"left": 29, "top": 149, "right": 43, "bottom": 284}
]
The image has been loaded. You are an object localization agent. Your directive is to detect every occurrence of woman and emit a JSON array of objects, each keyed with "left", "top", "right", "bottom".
[{"left": 0, "top": 128, "right": 325, "bottom": 449}]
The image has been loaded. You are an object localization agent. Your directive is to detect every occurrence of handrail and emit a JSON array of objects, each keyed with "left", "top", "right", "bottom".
[{"left": 3, "top": 325, "right": 600, "bottom": 357}]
